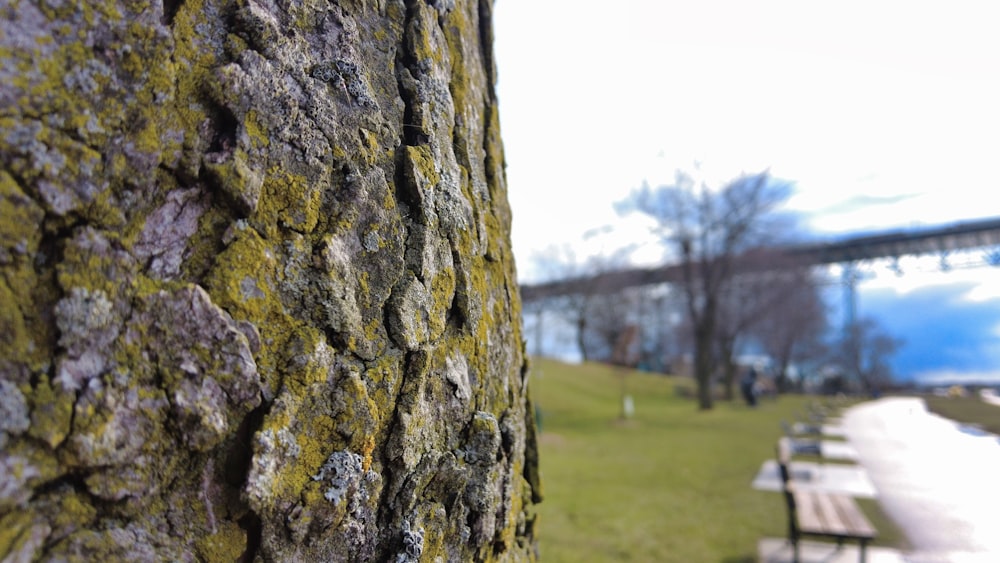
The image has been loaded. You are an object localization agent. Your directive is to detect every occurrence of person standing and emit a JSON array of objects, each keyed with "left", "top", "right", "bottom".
[{"left": 741, "top": 366, "right": 759, "bottom": 407}]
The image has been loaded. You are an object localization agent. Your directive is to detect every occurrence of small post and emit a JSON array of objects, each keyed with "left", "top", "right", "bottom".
[{"left": 613, "top": 324, "right": 640, "bottom": 420}]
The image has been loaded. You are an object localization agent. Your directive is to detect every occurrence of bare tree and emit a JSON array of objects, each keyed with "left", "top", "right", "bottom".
[
  {"left": 714, "top": 276, "right": 769, "bottom": 402},
  {"left": 619, "top": 171, "right": 792, "bottom": 410},
  {"left": 841, "top": 317, "right": 902, "bottom": 395},
  {"left": 583, "top": 281, "right": 642, "bottom": 364},
  {"left": 714, "top": 280, "right": 756, "bottom": 401},
  {"left": 635, "top": 284, "right": 683, "bottom": 372},
  {"left": 531, "top": 247, "right": 635, "bottom": 363},
  {"left": 531, "top": 246, "right": 600, "bottom": 361},
  {"left": 711, "top": 253, "right": 815, "bottom": 400},
  {"left": 752, "top": 269, "right": 829, "bottom": 392}
]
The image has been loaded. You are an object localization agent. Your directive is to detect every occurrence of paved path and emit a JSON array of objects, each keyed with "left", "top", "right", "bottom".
[
  {"left": 842, "top": 397, "right": 1000, "bottom": 561},
  {"left": 979, "top": 388, "right": 1000, "bottom": 406}
]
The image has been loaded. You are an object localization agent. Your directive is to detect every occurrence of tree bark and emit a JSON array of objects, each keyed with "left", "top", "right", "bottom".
[
  {"left": 693, "top": 320, "right": 715, "bottom": 411},
  {"left": 0, "top": 0, "right": 540, "bottom": 561},
  {"left": 575, "top": 316, "right": 589, "bottom": 363}
]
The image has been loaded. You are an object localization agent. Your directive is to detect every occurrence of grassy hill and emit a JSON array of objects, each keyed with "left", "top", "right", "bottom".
[{"left": 528, "top": 357, "right": 904, "bottom": 562}]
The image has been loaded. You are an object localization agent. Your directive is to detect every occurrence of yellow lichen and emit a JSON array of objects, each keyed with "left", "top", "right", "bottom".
[
  {"left": 204, "top": 226, "right": 289, "bottom": 392},
  {"left": 245, "top": 110, "right": 269, "bottom": 150},
  {"left": 81, "top": 186, "right": 126, "bottom": 231},
  {"left": 2, "top": 439, "right": 61, "bottom": 492},
  {"left": 0, "top": 510, "right": 37, "bottom": 560},
  {"left": 443, "top": 5, "right": 476, "bottom": 125},
  {"left": 205, "top": 228, "right": 274, "bottom": 317},
  {"left": 27, "top": 377, "right": 74, "bottom": 448},
  {"left": 0, "top": 278, "right": 32, "bottom": 370},
  {"left": 171, "top": 0, "right": 222, "bottom": 115},
  {"left": 253, "top": 165, "right": 319, "bottom": 237},
  {"left": 50, "top": 491, "right": 97, "bottom": 532},
  {"left": 358, "top": 128, "right": 380, "bottom": 166},
  {"left": 405, "top": 144, "right": 440, "bottom": 190},
  {"left": 280, "top": 326, "right": 328, "bottom": 391},
  {"left": 360, "top": 434, "right": 376, "bottom": 471},
  {"left": 56, "top": 236, "right": 127, "bottom": 298},
  {"left": 194, "top": 520, "right": 246, "bottom": 562},
  {"left": 428, "top": 267, "right": 456, "bottom": 336},
  {"left": 362, "top": 316, "right": 382, "bottom": 351},
  {"left": 408, "top": 3, "right": 443, "bottom": 68},
  {"left": 332, "top": 374, "right": 379, "bottom": 453},
  {"left": 178, "top": 204, "right": 231, "bottom": 281},
  {"left": 0, "top": 172, "right": 48, "bottom": 369},
  {"left": 257, "top": 392, "right": 341, "bottom": 502}
]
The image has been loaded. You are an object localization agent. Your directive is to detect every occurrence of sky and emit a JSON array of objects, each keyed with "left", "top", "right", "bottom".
[{"left": 492, "top": 1, "right": 1000, "bottom": 382}]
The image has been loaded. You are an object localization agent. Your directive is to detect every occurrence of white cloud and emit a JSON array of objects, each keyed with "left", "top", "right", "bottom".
[
  {"left": 916, "top": 370, "right": 1000, "bottom": 386},
  {"left": 497, "top": 2, "right": 1000, "bottom": 268},
  {"left": 496, "top": 1, "right": 1000, "bottom": 377}
]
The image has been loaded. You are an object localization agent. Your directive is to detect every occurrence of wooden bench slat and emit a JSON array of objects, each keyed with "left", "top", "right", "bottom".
[
  {"left": 775, "top": 438, "right": 875, "bottom": 562},
  {"left": 793, "top": 491, "right": 823, "bottom": 531},
  {"left": 813, "top": 491, "right": 851, "bottom": 536},
  {"left": 794, "top": 490, "right": 876, "bottom": 538},
  {"left": 830, "top": 494, "right": 877, "bottom": 537}
]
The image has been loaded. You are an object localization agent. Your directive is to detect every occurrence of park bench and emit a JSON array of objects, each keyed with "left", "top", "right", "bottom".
[
  {"left": 779, "top": 429, "right": 860, "bottom": 463},
  {"left": 775, "top": 439, "right": 876, "bottom": 562},
  {"left": 778, "top": 430, "right": 823, "bottom": 457},
  {"left": 781, "top": 419, "right": 824, "bottom": 438}
]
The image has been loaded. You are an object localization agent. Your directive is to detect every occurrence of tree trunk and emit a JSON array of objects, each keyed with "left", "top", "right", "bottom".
[
  {"left": 0, "top": 1, "right": 540, "bottom": 561},
  {"left": 775, "top": 344, "right": 794, "bottom": 393},
  {"left": 722, "top": 362, "right": 737, "bottom": 402},
  {"left": 576, "top": 316, "right": 589, "bottom": 363},
  {"left": 718, "top": 338, "right": 737, "bottom": 402},
  {"left": 694, "top": 323, "right": 715, "bottom": 411}
]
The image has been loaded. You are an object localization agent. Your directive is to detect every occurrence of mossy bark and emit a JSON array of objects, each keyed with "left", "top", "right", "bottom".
[{"left": 0, "top": 0, "right": 540, "bottom": 560}]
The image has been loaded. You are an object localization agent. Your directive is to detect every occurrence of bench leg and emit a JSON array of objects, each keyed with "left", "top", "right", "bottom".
[{"left": 858, "top": 540, "right": 867, "bottom": 563}]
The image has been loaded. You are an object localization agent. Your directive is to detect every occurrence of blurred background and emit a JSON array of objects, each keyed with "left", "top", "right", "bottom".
[{"left": 494, "top": 0, "right": 1000, "bottom": 388}]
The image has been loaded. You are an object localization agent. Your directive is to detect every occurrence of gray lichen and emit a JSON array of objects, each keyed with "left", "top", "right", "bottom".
[
  {"left": 53, "top": 287, "right": 118, "bottom": 391},
  {"left": 0, "top": 381, "right": 30, "bottom": 441},
  {"left": 463, "top": 411, "right": 501, "bottom": 465},
  {"left": 396, "top": 519, "right": 425, "bottom": 563},
  {"left": 313, "top": 450, "right": 364, "bottom": 503},
  {"left": 0, "top": 454, "right": 42, "bottom": 509}
]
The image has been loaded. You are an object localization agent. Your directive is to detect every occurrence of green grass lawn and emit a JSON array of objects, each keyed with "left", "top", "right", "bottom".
[
  {"left": 923, "top": 394, "right": 1000, "bottom": 435},
  {"left": 529, "top": 357, "right": 907, "bottom": 562}
]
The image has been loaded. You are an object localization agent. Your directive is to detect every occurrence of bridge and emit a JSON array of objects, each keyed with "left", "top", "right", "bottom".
[{"left": 520, "top": 216, "right": 1000, "bottom": 302}]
